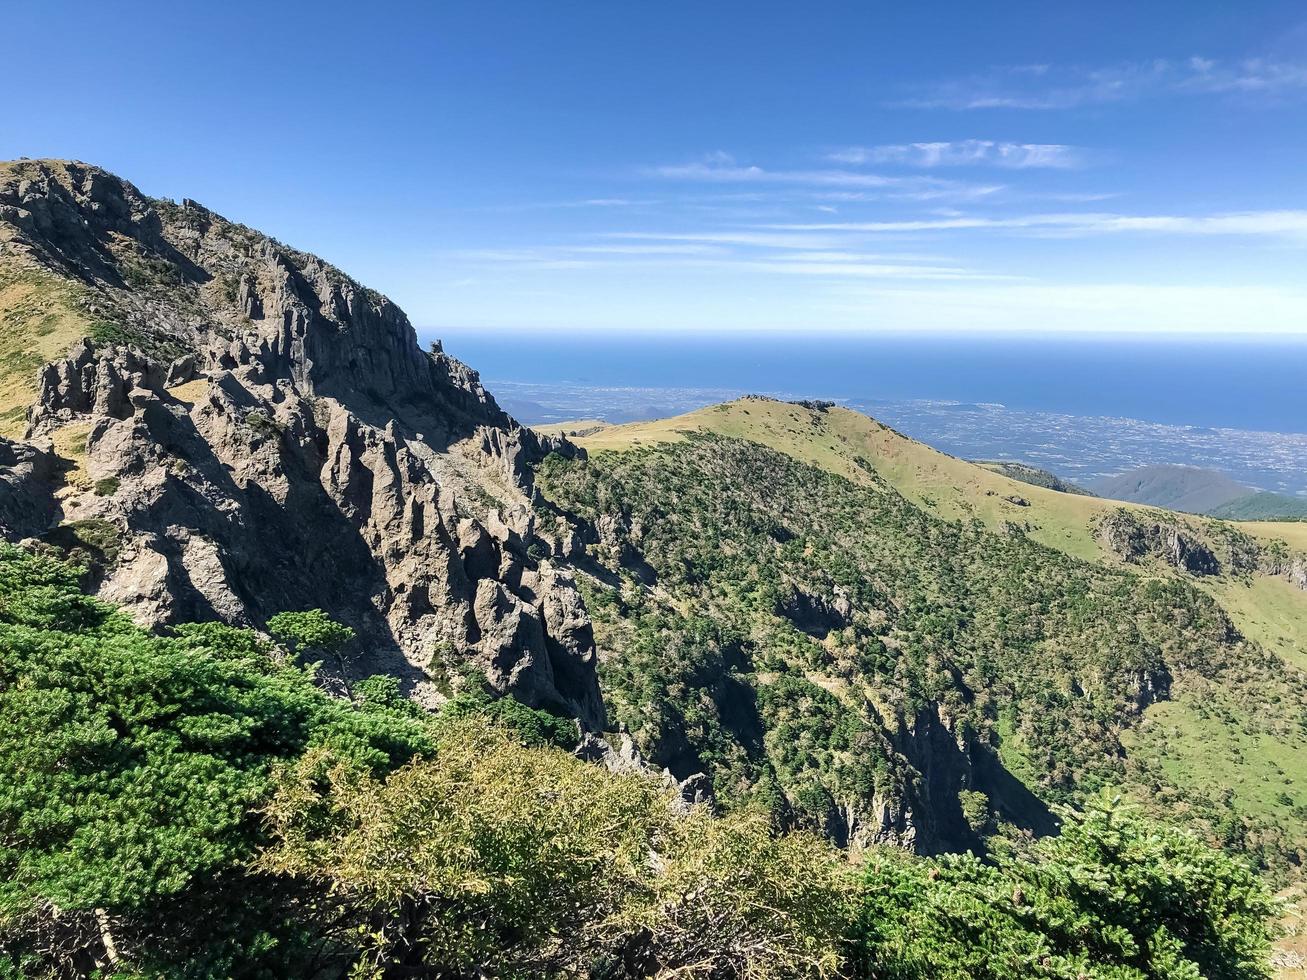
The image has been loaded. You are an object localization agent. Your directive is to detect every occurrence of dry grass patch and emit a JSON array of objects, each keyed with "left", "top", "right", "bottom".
[
  {"left": 49, "top": 422, "right": 94, "bottom": 490},
  {"left": 0, "top": 265, "right": 94, "bottom": 437},
  {"left": 166, "top": 378, "right": 210, "bottom": 406}
]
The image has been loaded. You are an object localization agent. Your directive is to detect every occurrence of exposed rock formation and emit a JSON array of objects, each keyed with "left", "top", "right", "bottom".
[
  {"left": 0, "top": 159, "right": 603, "bottom": 727},
  {"left": 0, "top": 436, "right": 58, "bottom": 540},
  {"left": 576, "top": 731, "right": 715, "bottom": 815},
  {"left": 1098, "top": 508, "right": 1307, "bottom": 591},
  {"left": 1259, "top": 549, "right": 1307, "bottom": 591},
  {"left": 1097, "top": 510, "right": 1221, "bottom": 576},
  {"left": 774, "top": 582, "right": 853, "bottom": 639}
]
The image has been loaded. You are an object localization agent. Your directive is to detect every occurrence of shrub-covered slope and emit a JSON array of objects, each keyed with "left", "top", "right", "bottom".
[
  {"left": 1090, "top": 465, "right": 1249, "bottom": 514},
  {"left": 0, "top": 545, "right": 1280, "bottom": 978},
  {"left": 537, "top": 431, "right": 1307, "bottom": 877},
  {"left": 1212, "top": 492, "right": 1307, "bottom": 521}
]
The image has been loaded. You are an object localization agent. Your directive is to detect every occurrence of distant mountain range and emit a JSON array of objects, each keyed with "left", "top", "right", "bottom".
[{"left": 1091, "top": 464, "right": 1307, "bottom": 520}]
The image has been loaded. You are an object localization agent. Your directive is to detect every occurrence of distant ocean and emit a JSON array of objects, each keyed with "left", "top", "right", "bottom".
[
  {"left": 435, "top": 331, "right": 1306, "bottom": 434},
  {"left": 431, "top": 331, "right": 1307, "bottom": 496}
]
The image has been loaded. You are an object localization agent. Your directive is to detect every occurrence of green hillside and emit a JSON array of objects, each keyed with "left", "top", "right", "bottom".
[
  {"left": 1212, "top": 491, "right": 1307, "bottom": 521},
  {"left": 568, "top": 398, "right": 1307, "bottom": 566},
  {"left": 556, "top": 399, "right": 1307, "bottom": 880},
  {"left": 1090, "top": 464, "right": 1249, "bottom": 514},
  {"left": 542, "top": 422, "right": 1307, "bottom": 881},
  {"left": 973, "top": 459, "right": 1094, "bottom": 495},
  {"left": 1084, "top": 463, "right": 1307, "bottom": 521}
]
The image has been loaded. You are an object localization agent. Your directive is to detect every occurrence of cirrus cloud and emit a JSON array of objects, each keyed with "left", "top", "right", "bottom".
[
  {"left": 767, "top": 209, "right": 1307, "bottom": 239},
  {"left": 827, "top": 140, "right": 1083, "bottom": 169},
  {"left": 896, "top": 56, "right": 1307, "bottom": 110}
]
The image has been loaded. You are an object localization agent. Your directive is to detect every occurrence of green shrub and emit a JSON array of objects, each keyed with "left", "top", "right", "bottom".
[
  {"left": 267, "top": 608, "right": 354, "bottom": 658},
  {"left": 439, "top": 683, "right": 579, "bottom": 750},
  {"left": 41, "top": 518, "right": 122, "bottom": 565},
  {"left": 852, "top": 794, "right": 1278, "bottom": 980},
  {"left": 258, "top": 722, "right": 852, "bottom": 978},
  {"left": 0, "top": 546, "right": 431, "bottom": 974}
]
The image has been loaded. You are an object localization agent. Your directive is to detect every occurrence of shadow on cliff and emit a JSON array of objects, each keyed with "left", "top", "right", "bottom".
[
  {"left": 130, "top": 399, "right": 426, "bottom": 688},
  {"left": 20, "top": 164, "right": 212, "bottom": 292},
  {"left": 900, "top": 705, "right": 1057, "bottom": 855}
]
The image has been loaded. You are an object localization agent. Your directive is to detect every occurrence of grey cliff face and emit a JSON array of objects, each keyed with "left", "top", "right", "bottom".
[
  {"left": 0, "top": 160, "right": 603, "bottom": 728},
  {"left": 0, "top": 436, "right": 58, "bottom": 540},
  {"left": 1097, "top": 508, "right": 1307, "bottom": 593},
  {"left": 1097, "top": 512, "right": 1222, "bottom": 577}
]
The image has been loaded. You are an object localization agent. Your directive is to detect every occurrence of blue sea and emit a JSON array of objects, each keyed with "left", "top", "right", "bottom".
[
  {"left": 431, "top": 331, "right": 1307, "bottom": 496},
  {"left": 436, "top": 332, "right": 1305, "bottom": 433}
]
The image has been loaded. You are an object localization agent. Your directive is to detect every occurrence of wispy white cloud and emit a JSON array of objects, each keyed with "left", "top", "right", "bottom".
[
  {"left": 603, "top": 230, "right": 851, "bottom": 250},
  {"left": 606, "top": 238, "right": 964, "bottom": 265},
  {"left": 450, "top": 234, "right": 1002, "bottom": 282},
  {"left": 563, "top": 243, "right": 722, "bottom": 255},
  {"left": 1034, "top": 191, "right": 1121, "bottom": 203},
  {"left": 454, "top": 243, "right": 724, "bottom": 263},
  {"left": 483, "top": 197, "right": 662, "bottom": 212},
  {"left": 898, "top": 57, "right": 1307, "bottom": 110},
  {"left": 751, "top": 261, "right": 1010, "bottom": 281},
  {"left": 828, "top": 140, "right": 1082, "bottom": 169},
  {"left": 645, "top": 153, "right": 1004, "bottom": 200},
  {"left": 1179, "top": 56, "right": 1307, "bottom": 94},
  {"left": 769, "top": 209, "right": 1307, "bottom": 239},
  {"left": 769, "top": 250, "right": 903, "bottom": 263},
  {"left": 821, "top": 282, "right": 1307, "bottom": 335}
]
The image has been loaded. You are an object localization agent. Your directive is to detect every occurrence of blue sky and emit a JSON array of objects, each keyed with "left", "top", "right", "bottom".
[{"left": 6, "top": 1, "right": 1307, "bottom": 336}]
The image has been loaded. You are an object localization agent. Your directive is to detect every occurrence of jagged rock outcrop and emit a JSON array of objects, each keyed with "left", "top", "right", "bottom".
[
  {"left": 0, "top": 159, "right": 603, "bottom": 727},
  {"left": 774, "top": 582, "right": 854, "bottom": 639},
  {"left": 0, "top": 436, "right": 58, "bottom": 540},
  {"left": 1290, "top": 559, "right": 1307, "bottom": 590},
  {"left": 832, "top": 701, "right": 1059, "bottom": 855},
  {"left": 1098, "top": 508, "right": 1307, "bottom": 592},
  {"left": 1097, "top": 510, "right": 1221, "bottom": 576},
  {"left": 575, "top": 731, "right": 715, "bottom": 815},
  {"left": 1261, "top": 551, "right": 1307, "bottom": 591}
]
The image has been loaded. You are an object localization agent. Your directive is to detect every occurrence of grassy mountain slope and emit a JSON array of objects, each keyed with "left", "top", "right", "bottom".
[
  {"left": 575, "top": 398, "right": 1113, "bottom": 559},
  {"left": 532, "top": 418, "right": 612, "bottom": 438},
  {"left": 552, "top": 397, "right": 1307, "bottom": 882},
  {"left": 1212, "top": 491, "right": 1307, "bottom": 521},
  {"left": 0, "top": 263, "right": 96, "bottom": 436},
  {"left": 570, "top": 398, "right": 1307, "bottom": 565},
  {"left": 1244, "top": 518, "right": 1307, "bottom": 550},
  {"left": 1090, "top": 464, "right": 1249, "bottom": 513}
]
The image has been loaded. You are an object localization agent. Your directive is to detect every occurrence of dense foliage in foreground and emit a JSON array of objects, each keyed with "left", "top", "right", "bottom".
[{"left": 0, "top": 546, "right": 1278, "bottom": 977}]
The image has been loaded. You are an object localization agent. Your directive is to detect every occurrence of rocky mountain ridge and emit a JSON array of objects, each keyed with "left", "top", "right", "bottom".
[{"left": 0, "top": 159, "right": 602, "bottom": 726}]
